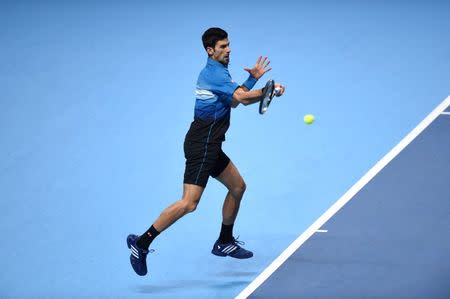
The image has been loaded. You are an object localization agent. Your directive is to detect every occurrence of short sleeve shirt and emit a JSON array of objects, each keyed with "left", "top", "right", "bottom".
[{"left": 185, "top": 58, "right": 239, "bottom": 144}]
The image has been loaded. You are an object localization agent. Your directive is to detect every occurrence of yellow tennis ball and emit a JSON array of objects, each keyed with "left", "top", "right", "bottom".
[{"left": 304, "top": 114, "right": 315, "bottom": 124}]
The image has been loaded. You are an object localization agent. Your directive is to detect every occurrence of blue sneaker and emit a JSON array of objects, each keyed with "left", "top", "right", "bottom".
[
  {"left": 127, "top": 234, "right": 151, "bottom": 276},
  {"left": 211, "top": 237, "right": 253, "bottom": 259}
]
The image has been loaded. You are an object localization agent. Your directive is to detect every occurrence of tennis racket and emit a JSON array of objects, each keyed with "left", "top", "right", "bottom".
[{"left": 259, "top": 79, "right": 278, "bottom": 114}]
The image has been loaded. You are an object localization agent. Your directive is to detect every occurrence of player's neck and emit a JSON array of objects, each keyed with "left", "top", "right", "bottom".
[{"left": 208, "top": 57, "right": 228, "bottom": 67}]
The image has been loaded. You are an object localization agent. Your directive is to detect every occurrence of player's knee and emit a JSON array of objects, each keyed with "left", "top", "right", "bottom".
[
  {"left": 232, "top": 181, "right": 246, "bottom": 198},
  {"left": 187, "top": 202, "right": 198, "bottom": 213},
  {"left": 183, "top": 200, "right": 199, "bottom": 213}
]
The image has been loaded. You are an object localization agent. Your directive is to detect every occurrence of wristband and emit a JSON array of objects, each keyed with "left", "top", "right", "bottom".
[{"left": 242, "top": 75, "right": 257, "bottom": 90}]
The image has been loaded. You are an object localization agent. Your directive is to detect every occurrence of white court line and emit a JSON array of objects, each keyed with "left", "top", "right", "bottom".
[
  {"left": 441, "top": 112, "right": 450, "bottom": 115},
  {"left": 235, "top": 95, "right": 450, "bottom": 299},
  {"left": 316, "top": 229, "right": 328, "bottom": 233}
]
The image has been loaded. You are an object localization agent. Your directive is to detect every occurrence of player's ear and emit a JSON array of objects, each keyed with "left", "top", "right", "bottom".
[{"left": 206, "top": 47, "right": 214, "bottom": 56}]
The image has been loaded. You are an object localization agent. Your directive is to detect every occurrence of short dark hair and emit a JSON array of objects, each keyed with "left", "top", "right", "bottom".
[{"left": 202, "top": 27, "right": 228, "bottom": 50}]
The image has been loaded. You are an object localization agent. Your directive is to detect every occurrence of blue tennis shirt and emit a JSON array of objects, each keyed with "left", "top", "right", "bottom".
[{"left": 185, "top": 58, "right": 256, "bottom": 144}]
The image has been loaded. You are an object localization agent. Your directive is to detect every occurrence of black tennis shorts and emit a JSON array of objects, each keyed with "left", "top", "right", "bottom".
[{"left": 183, "top": 140, "right": 230, "bottom": 188}]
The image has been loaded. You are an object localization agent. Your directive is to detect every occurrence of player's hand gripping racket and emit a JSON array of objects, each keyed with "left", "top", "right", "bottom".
[{"left": 259, "top": 80, "right": 281, "bottom": 114}]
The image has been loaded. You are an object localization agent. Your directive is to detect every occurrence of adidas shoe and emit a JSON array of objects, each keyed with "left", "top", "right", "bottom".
[
  {"left": 127, "top": 234, "right": 150, "bottom": 276},
  {"left": 211, "top": 237, "right": 253, "bottom": 259}
]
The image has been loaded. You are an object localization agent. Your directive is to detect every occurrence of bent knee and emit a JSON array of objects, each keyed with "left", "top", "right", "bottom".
[
  {"left": 231, "top": 181, "right": 246, "bottom": 198},
  {"left": 182, "top": 199, "right": 199, "bottom": 213}
]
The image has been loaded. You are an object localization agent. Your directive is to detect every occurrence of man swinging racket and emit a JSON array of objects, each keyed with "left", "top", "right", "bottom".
[{"left": 127, "top": 27, "right": 285, "bottom": 276}]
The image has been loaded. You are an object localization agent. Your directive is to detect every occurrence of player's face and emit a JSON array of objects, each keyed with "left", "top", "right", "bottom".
[{"left": 210, "top": 38, "right": 231, "bottom": 65}]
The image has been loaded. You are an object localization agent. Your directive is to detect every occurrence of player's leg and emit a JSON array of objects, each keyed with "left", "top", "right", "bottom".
[
  {"left": 210, "top": 152, "right": 253, "bottom": 259},
  {"left": 215, "top": 160, "right": 246, "bottom": 227},
  {"left": 127, "top": 136, "right": 213, "bottom": 276},
  {"left": 137, "top": 183, "right": 204, "bottom": 250},
  {"left": 152, "top": 183, "right": 204, "bottom": 232},
  {"left": 127, "top": 183, "right": 204, "bottom": 276}
]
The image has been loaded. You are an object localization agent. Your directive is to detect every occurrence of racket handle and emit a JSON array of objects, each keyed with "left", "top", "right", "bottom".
[{"left": 274, "top": 87, "right": 282, "bottom": 97}]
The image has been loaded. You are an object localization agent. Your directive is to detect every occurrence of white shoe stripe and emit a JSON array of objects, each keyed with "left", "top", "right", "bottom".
[
  {"left": 223, "top": 246, "right": 232, "bottom": 254},
  {"left": 222, "top": 245, "right": 233, "bottom": 253},
  {"left": 131, "top": 245, "right": 139, "bottom": 256},
  {"left": 224, "top": 245, "right": 237, "bottom": 254},
  {"left": 131, "top": 250, "right": 139, "bottom": 258}
]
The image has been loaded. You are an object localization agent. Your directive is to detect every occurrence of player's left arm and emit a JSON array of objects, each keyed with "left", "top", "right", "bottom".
[{"left": 232, "top": 56, "right": 273, "bottom": 108}]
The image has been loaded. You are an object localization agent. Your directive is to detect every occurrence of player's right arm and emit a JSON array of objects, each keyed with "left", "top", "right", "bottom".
[
  {"left": 231, "top": 87, "right": 264, "bottom": 107},
  {"left": 231, "top": 82, "right": 286, "bottom": 108}
]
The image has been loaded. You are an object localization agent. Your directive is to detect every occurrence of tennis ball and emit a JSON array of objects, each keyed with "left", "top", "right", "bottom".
[{"left": 304, "top": 114, "right": 315, "bottom": 125}]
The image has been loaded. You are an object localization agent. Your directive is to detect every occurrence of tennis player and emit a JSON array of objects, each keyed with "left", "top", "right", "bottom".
[{"left": 127, "top": 27, "right": 285, "bottom": 276}]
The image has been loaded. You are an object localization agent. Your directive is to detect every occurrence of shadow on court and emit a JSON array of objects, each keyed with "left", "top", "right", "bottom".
[
  {"left": 137, "top": 271, "right": 258, "bottom": 294},
  {"left": 136, "top": 278, "right": 252, "bottom": 294}
]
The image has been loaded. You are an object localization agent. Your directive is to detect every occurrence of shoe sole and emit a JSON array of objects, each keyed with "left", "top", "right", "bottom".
[
  {"left": 211, "top": 250, "right": 253, "bottom": 259},
  {"left": 211, "top": 250, "right": 227, "bottom": 257}
]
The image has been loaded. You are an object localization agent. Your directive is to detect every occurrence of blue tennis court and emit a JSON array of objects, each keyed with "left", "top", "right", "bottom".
[
  {"left": 239, "top": 97, "right": 450, "bottom": 298},
  {"left": 1, "top": 1, "right": 449, "bottom": 298}
]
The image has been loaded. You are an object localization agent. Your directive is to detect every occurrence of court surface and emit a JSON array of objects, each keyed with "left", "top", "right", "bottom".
[{"left": 239, "top": 97, "right": 450, "bottom": 298}]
